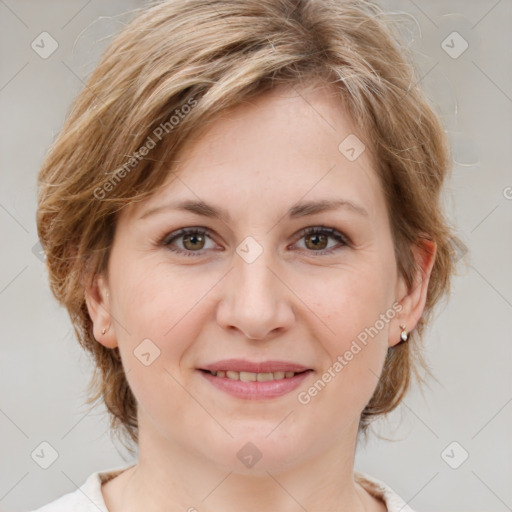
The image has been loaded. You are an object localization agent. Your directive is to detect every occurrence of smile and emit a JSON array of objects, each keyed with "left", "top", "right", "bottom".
[
  {"left": 205, "top": 370, "right": 301, "bottom": 381},
  {"left": 198, "top": 360, "right": 313, "bottom": 399}
]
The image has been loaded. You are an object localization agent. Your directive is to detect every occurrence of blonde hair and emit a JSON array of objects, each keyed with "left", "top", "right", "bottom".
[{"left": 37, "top": 0, "right": 460, "bottom": 453}]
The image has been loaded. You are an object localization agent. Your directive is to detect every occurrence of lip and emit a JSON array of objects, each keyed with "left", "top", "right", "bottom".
[
  {"left": 199, "top": 370, "right": 312, "bottom": 399},
  {"left": 198, "top": 359, "right": 313, "bottom": 400},
  {"left": 200, "top": 359, "right": 310, "bottom": 373}
]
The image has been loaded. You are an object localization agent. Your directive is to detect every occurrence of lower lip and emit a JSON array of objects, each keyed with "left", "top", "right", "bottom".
[{"left": 199, "top": 370, "right": 312, "bottom": 399}]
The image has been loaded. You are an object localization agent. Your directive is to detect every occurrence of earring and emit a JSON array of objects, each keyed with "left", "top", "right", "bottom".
[
  {"left": 399, "top": 324, "right": 408, "bottom": 342},
  {"left": 101, "top": 326, "right": 108, "bottom": 335}
]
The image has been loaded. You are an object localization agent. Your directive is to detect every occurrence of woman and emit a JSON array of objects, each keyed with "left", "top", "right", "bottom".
[{"left": 33, "top": 0, "right": 459, "bottom": 510}]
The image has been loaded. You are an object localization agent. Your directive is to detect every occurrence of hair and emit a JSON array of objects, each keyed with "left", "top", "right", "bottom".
[{"left": 37, "top": 0, "right": 462, "bottom": 454}]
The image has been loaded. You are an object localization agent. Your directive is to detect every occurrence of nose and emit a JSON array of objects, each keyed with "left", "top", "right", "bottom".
[{"left": 215, "top": 247, "right": 295, "bottom": 341}]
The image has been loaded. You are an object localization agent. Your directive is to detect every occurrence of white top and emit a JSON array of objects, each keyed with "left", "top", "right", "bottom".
[{"left": 30, "top": 464, "right": 414, "bottom": 511}]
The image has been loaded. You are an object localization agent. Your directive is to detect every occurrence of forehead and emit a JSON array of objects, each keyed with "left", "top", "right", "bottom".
[{"left": 127, "top": 84, "right": 386, "bottom": 224}]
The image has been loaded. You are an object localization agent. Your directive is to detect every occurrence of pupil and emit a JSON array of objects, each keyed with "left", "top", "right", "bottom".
[
  {"left": 184, "top": 234, "right": 203, "bottom": 250},
  {"left": 307, "top": 234, "right": 327, "bottom": 250},
  {"left": 181, "top": 233, "right": 329, "bottom": 251}
]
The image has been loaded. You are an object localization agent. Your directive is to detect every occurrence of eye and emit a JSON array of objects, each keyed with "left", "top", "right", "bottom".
[
  {"left": 293, "top": 226, "right": 349, "bottom": 255},
  {"left": 161, "top": 227, "right": 218, "bottom": 256},
  {"left": 160, "top": 225, "right": 349, "bottom": 258}
]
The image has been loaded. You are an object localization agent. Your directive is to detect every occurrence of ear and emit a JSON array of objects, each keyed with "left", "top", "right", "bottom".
[
  {"left": 390, "top": 238, "right": 436, "bottom": 347},
  {"left": 84, "top": 274, "right": 118, "bottom": 349}
]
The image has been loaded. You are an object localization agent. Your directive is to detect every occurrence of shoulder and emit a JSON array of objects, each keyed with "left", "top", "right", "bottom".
[
  {"left": 29, "top": 464, "right": 135, "bottom": 512},
  {"left": 355, "top": 472, "right": 415, "bottom": 512}
]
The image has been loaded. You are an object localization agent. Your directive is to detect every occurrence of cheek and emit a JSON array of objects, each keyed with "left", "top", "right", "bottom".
[
  {"left": 299, "top": 258, "right": 396, "bottom": 407},
  {"left": 109, "top": 255, "right": 216, "bottom": 367},
  {"left": 107, "top": 261, "right": 209, "bottom": 426},
  {"left": 312, "top": 259, "right": 395, "bottom": 345}
]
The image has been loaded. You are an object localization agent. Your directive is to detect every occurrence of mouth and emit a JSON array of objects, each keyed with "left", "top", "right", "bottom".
[
  {"left": 198, "top": 360, "right": 313, "bottom": 400},
  {"left": 201, "top": 369, "right": 308, "bottom": 381}
]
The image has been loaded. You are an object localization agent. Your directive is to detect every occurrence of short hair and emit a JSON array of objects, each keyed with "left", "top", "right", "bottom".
[{"left": 37, "top": 0, "right": 461, "bottom": 453}]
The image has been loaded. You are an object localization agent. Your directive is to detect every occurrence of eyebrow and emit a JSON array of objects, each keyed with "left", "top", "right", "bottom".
[{"left": 139, "top": 198, "right": 369, "bottom": 222}]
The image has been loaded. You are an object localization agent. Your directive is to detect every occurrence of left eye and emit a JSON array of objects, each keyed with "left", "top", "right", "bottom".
[
  {"left": 293, "top": 226, "right": 349, "bottom": 254},
  {"left": 161, "top": 226, "right": 348, "bottom": 257}
]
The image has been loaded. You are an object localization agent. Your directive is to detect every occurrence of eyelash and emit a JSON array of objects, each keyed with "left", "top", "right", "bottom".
[{"left": 160, "top": 226, "right": 350, "bottom": 257}]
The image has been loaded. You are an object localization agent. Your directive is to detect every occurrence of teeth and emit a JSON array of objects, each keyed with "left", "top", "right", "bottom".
[
  {"left": 240, "top": 371, "right": 257, "bottom": 382},
  {"left": 210, "top": 370, "right": 299, "bottom": 381}
]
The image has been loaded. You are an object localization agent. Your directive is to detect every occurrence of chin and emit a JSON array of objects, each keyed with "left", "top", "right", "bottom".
[{"left": 200, "top": 427, "right": 312, "bottom": 475}]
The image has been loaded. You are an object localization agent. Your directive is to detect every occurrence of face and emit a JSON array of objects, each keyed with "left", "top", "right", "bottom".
[{"left": 89, "top": 83, "right": 417, "bottom": 474}]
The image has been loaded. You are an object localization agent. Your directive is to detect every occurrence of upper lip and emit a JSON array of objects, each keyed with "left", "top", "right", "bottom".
[{"left": 200, "top": 359, "right": 311, "bottom": 373}]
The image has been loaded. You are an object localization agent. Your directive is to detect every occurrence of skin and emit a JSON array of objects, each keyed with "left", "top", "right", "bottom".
[{"left": 86, "top": 83, "right": 435, "bottom": 512}]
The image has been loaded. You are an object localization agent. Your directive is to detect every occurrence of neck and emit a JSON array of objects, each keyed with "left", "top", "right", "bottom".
[{"left": 110, "top": 415, "right": 373, "bottom": 512}]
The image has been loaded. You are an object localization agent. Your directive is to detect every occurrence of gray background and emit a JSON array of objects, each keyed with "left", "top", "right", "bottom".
[{"left": 1, "top": 1, "right": 511, "bottom": 511}]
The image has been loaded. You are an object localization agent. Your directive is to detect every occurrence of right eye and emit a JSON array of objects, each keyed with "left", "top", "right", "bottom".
[{"left": 162, "top": 227, "right": 219, "bottom": 257}]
